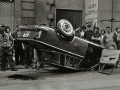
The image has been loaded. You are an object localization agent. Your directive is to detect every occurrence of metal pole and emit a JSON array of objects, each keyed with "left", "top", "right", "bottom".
[{"left": 111, "top": 0, "right": 113, "bottom": 31}]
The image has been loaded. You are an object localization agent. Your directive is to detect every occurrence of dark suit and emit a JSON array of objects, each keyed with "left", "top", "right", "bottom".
[{"left": 12, "top": 32, "right": 25, "bottom": 65}]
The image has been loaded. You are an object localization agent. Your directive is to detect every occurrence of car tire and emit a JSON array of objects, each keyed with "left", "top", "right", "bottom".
[
  {"left": 106, "top": 42, "right": 117, "bottom": 50},
  {"left": 109, "top": 45, "right": 117, "bottom": 50},
  {"left": 57, "top": 19, "right": 74, "bottom": 37}
]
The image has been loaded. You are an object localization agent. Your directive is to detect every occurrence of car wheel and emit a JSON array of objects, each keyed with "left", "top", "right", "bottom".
[
  {"left": 107, "top": 42, "right": 117, "bottom": 50},
  {"left": 57, "top": 19, "right": 74, "bottom": 37},
  {"left": 109, "top": 45, "right": 116, "bottom": 50}
]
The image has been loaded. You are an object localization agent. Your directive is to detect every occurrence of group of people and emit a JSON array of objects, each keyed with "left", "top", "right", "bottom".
[
  {"left": 75, "top": 24, "right": 120, "bottom": 50},
  {"left": 1, "top": 23, "right": 120, "bottom": 71},
  {"left": 0, "top": 25, "right": 42, "bottom": 71},
  {"left": 0, "top": 25, "right": 18, "bottom": 71}
]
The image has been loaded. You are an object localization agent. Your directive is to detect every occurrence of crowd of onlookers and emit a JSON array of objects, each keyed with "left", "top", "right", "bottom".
[
  {"left": 75, "top": 24, "right": 120, "bottom": 50},
  {"left": 0, "top": 24, "right": 43, "bottom": 71},
  {"left": 1, "top": 23, "right": 120, "bottom": 71}
]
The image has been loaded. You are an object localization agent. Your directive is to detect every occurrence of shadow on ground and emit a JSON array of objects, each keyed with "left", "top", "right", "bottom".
[
  {"left": 8, "top": 74, "right": 38, "bottom": 80},
  {"left": 42, "top": 68, "right": 86, "bottom": 74}
]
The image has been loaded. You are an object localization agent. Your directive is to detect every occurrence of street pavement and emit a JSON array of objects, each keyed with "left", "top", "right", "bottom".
[{"left": 0, "top": 65, "right": 120, "bottom": 90}]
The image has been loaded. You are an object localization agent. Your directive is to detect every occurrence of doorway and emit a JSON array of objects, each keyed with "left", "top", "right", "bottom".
[{"left": 56, "top": 9, "right": 83, "bottom": 30}]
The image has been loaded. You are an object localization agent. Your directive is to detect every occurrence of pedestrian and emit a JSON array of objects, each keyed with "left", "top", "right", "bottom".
[
  {"left": 113, "top": 27, "right": 119, "bottom": 48},
  {"left": 31, "top": 48, "right": 44, "bottom": 70},
  {"left": 84, "top": 24, "right": 93, "bottom": 41},
  {"left": 80, "top": 25, "right": 86, "bottom": 38},
  {"left": 103, "top": 26, "right": 117, "bottom": 49},
  {"left": 4, "top": 26, "right": 12, "bottom": 36},
  {"left": 23, "top": 44, "right": 33, "bottom": 68},
  {"left": 4, "top": 26, "right": 14, "bottom": 69},
  {"left": 0, "top": 26, "right": 17, "bottom": 71},
  {"left": 100, "top": 29, "right": 106, "bottom": 47},
  {"left": 116, "top": 28, "right": 120, "bottom": 49},
  {"left": 75, "top": 25, "right": 81, "bottom": 37},
  {"left": 91, "top": 27, "right": 101, "bottom": 45},
  {"left": 12, "top": 28, "right": 25, "bottom": 65},
  {"left": 1, "top": 24, "right": 5, "bottom": 30}
]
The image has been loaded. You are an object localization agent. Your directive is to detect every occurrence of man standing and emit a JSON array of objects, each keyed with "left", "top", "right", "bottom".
[
  {"left": 103, "top": 26, "right": 117, "bottom": 49},
  {"left": 84, "top": 25, "right": 93, "bottom": 41},
  {"left": 75, "top": 25, "right": 81, "bottom": 37},
  {"left": 0, "top": 26, "right": 17, "bottom": 71},
  {"left": 12, "top": 29, "right": 25, "bottom": 65},
  {"left": 116, "top": 28, "right": 120, "bottom": 49},
  {"left": 91, "top": 27, "right": 101, "bottom": 45}
]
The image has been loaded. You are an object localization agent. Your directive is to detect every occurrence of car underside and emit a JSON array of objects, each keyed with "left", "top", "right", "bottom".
[{"left": 17, "top": 19, "right": 103, "bottom": 70}]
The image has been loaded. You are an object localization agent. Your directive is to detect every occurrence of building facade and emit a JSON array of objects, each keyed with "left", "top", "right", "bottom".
[
  {"left": 0, "top": 0, "right": 36, "bottom": 32},
  {"left": 15, "top": 0, "right": 36, "bottom": 29},
  {"left": 0, "top": 0, "right": 14, "bottom": 32},
  {"left": 1, "top": 0, "right": 84, "bottom": 32},
  {"left": 36, "top": 0, "right": 84, "bottom": 29},
  {"left": 1, "top": 0, "right": 120, "bottom": 32},
  {"left": 85, "top": 0, "right": 120, "bottom": 31}
]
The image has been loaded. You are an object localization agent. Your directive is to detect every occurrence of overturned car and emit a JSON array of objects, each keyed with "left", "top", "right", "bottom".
[{"left": 17, "top": 19, "right": 103, "bottom": 70}]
